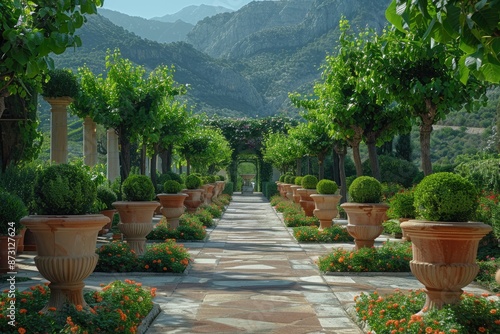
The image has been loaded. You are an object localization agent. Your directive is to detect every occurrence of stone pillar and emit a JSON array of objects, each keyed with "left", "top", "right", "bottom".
[
  {"left": 46, "top": 97, "right": 73, "bottom": 164},
  {"left": 83, "top": 116, "right": 97, "bottom": 167},
  {"left": 107, "top": 128, "right": 120, "bottom": 181}
]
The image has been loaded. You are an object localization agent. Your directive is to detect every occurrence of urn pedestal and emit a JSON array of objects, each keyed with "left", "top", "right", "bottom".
[
  {"left": 341, "top": 202, "right": 389, "bottom": 249},
  {"left": 20, "top": 214, "right": 109, "bottom": 312},
  {"left": 113, "top": 201, "right": 159, "bottom": 255},
  {"left": 157, "top": 193, "right": 188, "bottom": 229},
  {"left": 310, "top": 194, "right": 342, "bottom": 229},
  {"left": 401, "top": 220, "right": 492, "bottom": 313},
  {"left": 290, "top": 185, "right": 301, "bottom": 204},
  {"left": 297, "top": 188, "right": 317, "bottom": 217}
]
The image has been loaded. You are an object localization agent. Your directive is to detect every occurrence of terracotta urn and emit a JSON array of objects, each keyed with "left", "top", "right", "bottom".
[
  {"left": 20, "top": 214, "right": 109, "bottom": 312},
  {"left": 290, "top": 185, "right": 301, "bottom": 204},
  {"left": 112, "top": 201, "right": 159, "bottom": 255},
  {"left": 216, "top": 181, "right": 226, "bottom": 198},
  {"left": 297, "top": 188, "right": 317, "bottom": 217},
  {"left": 310, "top": 194, "right": 342, "bottom": 229},
  {"left": 280, "top": 183, "right": 288, "bottom": 198},
  {"left": 182, "top": 189, "right": 204, "bottom": 212},
  {"left": 401, "top": 220, "right": 492, "bottom": 313},
  {"left": 284, "top": 184, "right": 294, "bottom": 201},
  {"left": 157, "top": 193, "right": 188, "bottom": 229},
  {"left": 341, "top": 202, "right": 389, "bottom": 249},
  {"left": 202, "top": 184, "right": 215, "bottom": 204}
]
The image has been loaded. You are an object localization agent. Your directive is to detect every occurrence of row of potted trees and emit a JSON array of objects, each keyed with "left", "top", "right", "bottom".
[
  {"left": 0, "top": 163, "right": 226, "bottom": 314},
  {"left": 277, "top": 172, "right": 493, "bottom": 314}
]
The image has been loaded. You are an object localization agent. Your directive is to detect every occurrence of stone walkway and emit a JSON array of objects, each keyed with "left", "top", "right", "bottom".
[{"left": 5, "top": 193, "right": 492, "bottom": 334}]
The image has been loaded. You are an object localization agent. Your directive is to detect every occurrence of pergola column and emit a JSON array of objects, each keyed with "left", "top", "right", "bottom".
[
  {"left": 107, "top": 128, "right": 120, "bottom": 181},
  {"left": 83, "top": 116, "right": 97, "bottom": 167},
  {"left": 46, "top": 97, "right": 73, "bottom": 164}
]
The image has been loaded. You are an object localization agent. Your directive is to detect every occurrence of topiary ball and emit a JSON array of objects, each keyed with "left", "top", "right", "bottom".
[
  {"left": 387, "top": 190, "right": 416, "bottom": 219},
  {"left": 349, "top": 176, "right": 382, "bottom": 203},
  {"left": 279, "top": 175, "right": 286, "bottom": 182},
  {"left": 413, "top": 172, "right": 478, "bottom": 222},
  {"left": 206, "top": 175, "right": 216, "bottom": 183},
  {"left": 185, "top": 174, "right": 202, "bottom": 189},
  {"left": 163, "top": 180, "right": 183, "bottom": 194},
  {"left": 301, "top": 175, "right": 318, "bottom": 189},
  {"left": 96, "top": 186, "right": 118, "bottom": 210},
  {"left": 122, "top": 174, "right": 155, "bottom": 201},
  {"left": 283, "top": 175, "right": 294, "bottom": 184},
  {"left": 0, "top": 190, "right": 28, "bottom": 234},
  {"left": 34, "top": 163, "right": 97, "bottom": 215},
  {"left": 316, "top": 179, "right": 338, "bottom": 194},
  {"left": 294, "top": 176, "right": 303, "bottom": 186}
]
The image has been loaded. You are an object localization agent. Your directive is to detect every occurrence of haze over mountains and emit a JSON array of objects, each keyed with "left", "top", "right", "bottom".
[{"left": 55, "top": 0, "right": 392, "bottom": 117}]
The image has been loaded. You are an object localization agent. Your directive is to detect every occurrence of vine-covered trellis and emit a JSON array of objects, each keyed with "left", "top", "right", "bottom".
[{"left": 204, "top": 116, "right": 298, "bottom": 191}]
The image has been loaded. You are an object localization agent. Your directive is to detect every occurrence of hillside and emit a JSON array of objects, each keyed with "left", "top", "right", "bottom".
[
  {"left": 47, "top": 0, "right": 498, "bottom": 165},
  {"left": 98, "top": 8, "right": 193, "bottom": 43},
  {"left": 152, "top": 5, "right": 233, "bottom": 25}
]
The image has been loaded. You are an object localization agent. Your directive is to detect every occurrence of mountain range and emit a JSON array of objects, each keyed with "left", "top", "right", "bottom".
[{"left": 53, "top": 0, "right": 396, "bottom": 118}]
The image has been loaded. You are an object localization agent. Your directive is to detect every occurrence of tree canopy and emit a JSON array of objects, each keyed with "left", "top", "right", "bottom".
[{"left": 386, "top": 0, "right": 500, "bottom": 83}]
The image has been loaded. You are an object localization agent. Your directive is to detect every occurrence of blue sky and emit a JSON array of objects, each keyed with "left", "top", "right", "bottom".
[{"left": 101, "top": 0, "right": 255, "bottom": 18}]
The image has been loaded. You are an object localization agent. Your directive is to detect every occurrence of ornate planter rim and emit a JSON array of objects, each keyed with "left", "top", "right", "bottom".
[{"left": 401, "top": 219, "right": 492, "bottom": 240}]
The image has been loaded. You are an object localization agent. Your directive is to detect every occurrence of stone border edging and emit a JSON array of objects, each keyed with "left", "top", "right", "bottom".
[{"left": 137, "top": 303, "right": 161, "bottom": 334}]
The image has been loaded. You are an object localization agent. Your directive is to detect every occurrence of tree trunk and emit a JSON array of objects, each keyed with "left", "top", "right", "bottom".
[
  {"left": 334, "top": 142, "right": 347, "bottom": 206},
  {"left": 366, "top": 135, "right": 381, "bottom": 181},
  {"left": 186, "top": 157, "right": 191, "bottom": 175},
  {"left": 318, "top": 152, "right": 325, "bottom": 180},
  {"left": 118, "top": 128, "right": 131, "bottom": 181},
  {"left": 151, "top": 143, "right": 159, "bottom": 189},
  {"left": 332, "top": 144, "right": 341, "bottom": 186},
  {"left": 296, "top": 158, "right": 301, "bottom": 176},
  {"left": 351, "top": 142, "right": 363, "bottom": 177},
  {"left": 140, "top": 143, "right": 147, "bottom": 175},
  {"left": 420, "top": 99, "right": 437, "bottom": 176}
]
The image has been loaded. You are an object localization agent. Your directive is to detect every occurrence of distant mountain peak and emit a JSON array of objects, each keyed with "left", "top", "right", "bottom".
[{"left": 152, "top": 4, "right": 234, "bottom": 25}]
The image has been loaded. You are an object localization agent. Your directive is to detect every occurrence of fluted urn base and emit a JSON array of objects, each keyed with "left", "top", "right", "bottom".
[
  {"left": 19, "top": 214, "right": 109, "bottom": 312},
  {"left": 401, "top": 219, "right": 492, "bottom": 313},
  {"left": 341, "top": 202, "right": 389, "bottom": 249}
]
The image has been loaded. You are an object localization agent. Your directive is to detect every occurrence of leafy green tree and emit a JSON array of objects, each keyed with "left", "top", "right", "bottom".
[
  {"left": 178, "top": 125, "right": 232, "bottom": 175},
  {"left": 292, "top": 20, "right": 411, "bottom": 181},
  {"left": 289, "top": 121, "right": 332, "bottom": 180},
  {"left": 89, "top": 49, "right": 185, "bottom": 179},
  {"left": 147, "top": 99, "right": 197, "bottom": 187},
  {"left": 0, "top": 0, "right": 103, "bottom": 116},
  {"left": 386, "top": 0, "right": 500, "bottom": 83},
  {"left": 376, "top": 28, "right": 487, "bottom": 175},
  {"left": 262, "top": 132, "right": 303, "bottom": 174}
]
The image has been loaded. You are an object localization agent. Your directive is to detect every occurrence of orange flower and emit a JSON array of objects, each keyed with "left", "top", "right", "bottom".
[
  {"left": 478, "top": 327, "right": 486, "bottom": 333},
  {"left": 75, "top": 304, "right": 83, "bottom": 312},
  {"left": 48, "top": 307, "right": 57, "bottom": 312},
  {"left": 18, "top": 328, "right": 26, "bottom": 334},
  {"left": 491, "top": 309, "right": 497, "bottom": 314},
  {"left": 425, "top": 327, "right": 433, "bottom": 333},
  {"left": 19, "top": 309, "right": 27, "bottom": 314},
  {"left": 338, "top": 256, "right": 345, "bottom": 263},
  {"left": 144, "top": 264, "right": 149, "bottom": 269}
]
